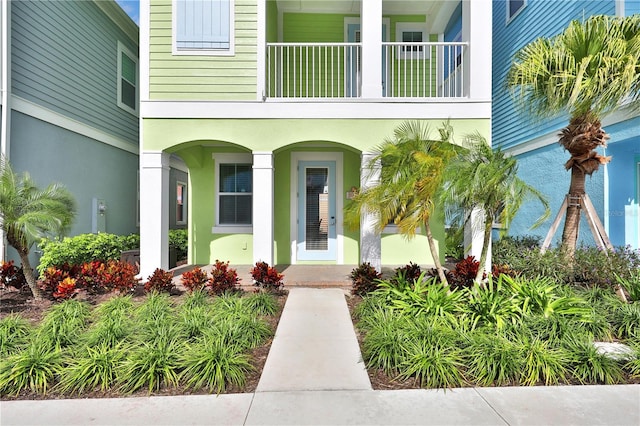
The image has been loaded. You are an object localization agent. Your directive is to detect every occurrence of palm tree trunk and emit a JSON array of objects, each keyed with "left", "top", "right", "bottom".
[
  {"left": 475, "top": 214, "right": 494, "bottom": 283},
  {"left": 16, "top": 250, "right": 42, "bottom": 300},
  {"left": 425, "top": 220, "right": 448, "bottom": 286},
  {"left": 561, "top": 166, "right": 586, "bottom": 258}
]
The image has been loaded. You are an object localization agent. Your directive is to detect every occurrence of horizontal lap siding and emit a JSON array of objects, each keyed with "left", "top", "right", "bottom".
[
  {"left": 11, "top": 1, "right": 138, "bottom": 145},
  {"left": 149, "top": 0, "right": 258, "bottom": 101},
  {"left": 492, "top": 0, "right": 615, "bottom": 150}
]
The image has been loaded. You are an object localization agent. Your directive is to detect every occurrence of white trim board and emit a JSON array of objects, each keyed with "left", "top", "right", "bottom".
[
  {"left": 290, "top": 152, "right": 344, "bottom": 265},
  {"left": 141, "top": 100, "right": 491, "bottom": 119},
  {"left": 11, "top": 96, "right": 139, "bottom": 155}
]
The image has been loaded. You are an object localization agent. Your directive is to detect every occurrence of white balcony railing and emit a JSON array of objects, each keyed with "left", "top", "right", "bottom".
[
  {"left": 266, "top": 43, "right": 361, "bottom": 99},
  {"left": 266, "top": 42, "right": 468, "bottom": 99}
]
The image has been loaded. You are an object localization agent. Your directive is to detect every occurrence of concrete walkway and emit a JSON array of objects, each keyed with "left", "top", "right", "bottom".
[
  {"left": 2, "top": 288, "right": 640, "bottom": 426},
  {"left": 256, "top": 288, "right": 371, "bottom": 392}
]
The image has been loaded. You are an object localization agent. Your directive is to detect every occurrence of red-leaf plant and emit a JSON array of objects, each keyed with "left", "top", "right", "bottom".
[
  {"left": 145, "top": 268, "right": 175, "bottom": 293},
  {"left": 181, "top": 266, "right": 208, "bottom": 292},
  {"left": 251, "top": 261, "right": 284, "bottom": 292},
  {"left": 208, "top": 260, "right": 240, "bottom": 294}
]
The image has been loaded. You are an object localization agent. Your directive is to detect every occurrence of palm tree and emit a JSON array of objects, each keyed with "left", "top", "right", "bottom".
[
  {"left": 0, "top": 156, "right": 76, "bottom": 299},
  {"left": 345, "top": 121, "right": 459, "bottom": 285},
  {"left": 506, "top": 14, "right": 640, "bottom": 256},
  {"left": 442, "top": 135, "right": 550, "bottom": 283}
]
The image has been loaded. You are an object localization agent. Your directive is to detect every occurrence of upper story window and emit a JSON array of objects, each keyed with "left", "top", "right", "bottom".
[
  {"left": 396, "top": 23, "right": 428, "bottom": 59},
  {"left": 507, "top": 0, "right": 526, "bottom": 23},
  {"left": 117, "top": 41, "right": 138, "bottom": 116},
  {"left": 174, "top": 0, "right": 235, "bottom": 56}
]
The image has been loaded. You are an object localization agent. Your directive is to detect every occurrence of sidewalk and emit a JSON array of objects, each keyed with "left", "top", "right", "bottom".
[{"left": 2, "top": 288, "right": 639, "bottom": 425}]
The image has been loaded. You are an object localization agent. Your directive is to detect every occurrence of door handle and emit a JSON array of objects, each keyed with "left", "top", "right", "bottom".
[{"left": 330, "top": 216, "right": 336, "bottom": 225}]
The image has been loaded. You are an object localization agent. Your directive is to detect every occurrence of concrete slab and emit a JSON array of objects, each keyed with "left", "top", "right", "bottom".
[
  {"left": 246, "top": 389, "right": 507, "bottom": 425},
  {"left": 256, "top": 288, "right": 371, "bottom": 392},
  {"left": 0, "top": 393, "right": 254, "bottom": 426},
  {"left": 476, "top": 385, "right": 640, "bottom": 426}
]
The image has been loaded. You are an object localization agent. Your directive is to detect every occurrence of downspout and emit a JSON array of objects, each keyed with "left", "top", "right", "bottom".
[
  {"left": 1, "top": 0, "right": 11, "bottom": 262},
  {"left": 603, "top": 146, "right": 609, "bottom": 238}
]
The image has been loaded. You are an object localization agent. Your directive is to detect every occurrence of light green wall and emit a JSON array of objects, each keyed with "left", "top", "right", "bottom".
[
  {"left": 153, "top": 117, "right": 485, "bottom": 266},
  {"left": 149, "top": 0, "right": 258, "bottom": 101},
  {"left": 146, "top": 118, "right": 489, "bottom": 153}
]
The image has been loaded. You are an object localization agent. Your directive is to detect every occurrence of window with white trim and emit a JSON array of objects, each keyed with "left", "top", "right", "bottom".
[
  {"left": 213, "top": 154, "right": 252, "bottom": 233},
  {"left": 176, "top": 181, "right": 187, "bottom": 225},
  {"left": 395, "top": 23, "right": 428, "bottom": 59},
  {"left": 117, "top": 41, "right": 138, "bottom": 115},
  {"left": 507, "top": 0, "right": 526, "bottom": 22},
  {"left": 174, "top": 0, "right": 235, "bottom": 56}
]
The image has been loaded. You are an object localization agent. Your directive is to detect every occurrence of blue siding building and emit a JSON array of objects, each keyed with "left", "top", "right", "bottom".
[
  {"left": 492, "top": 0, "right": 640, "bottom": 250},
  {"left": 0, "top": 0, "right": 187, "bottom": 264}
]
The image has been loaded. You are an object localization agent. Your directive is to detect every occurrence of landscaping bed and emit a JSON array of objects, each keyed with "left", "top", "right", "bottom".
[
  {"left": 346, "top": 241, "right": 640, "bottom": 390},
  {"left": 0, "top": 288, "right": 286, "bottom": 400}
]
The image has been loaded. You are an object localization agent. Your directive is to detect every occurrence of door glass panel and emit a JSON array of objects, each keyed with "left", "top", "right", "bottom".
[{"left": 305, "top": 167, "right": 329, "bottom": 251}]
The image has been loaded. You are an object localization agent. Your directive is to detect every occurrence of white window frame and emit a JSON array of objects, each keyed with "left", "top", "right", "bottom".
[
  {"left": 117, "top": 41, "right": 138, "bottom": 116},
  {"left": 506, "top": 0, "right": 527, "bottom": 24},
  {"left": 176, "top": 181, "right": 187, "bottom": 225},
  {"left": 172, "top": 0, "right": 235, "bottom": 56},
  {"left": 395, "top": 23, "right": 429, "bottom": 60},
  {"left": 212, "top": 153, "right": 253, "bottom": 234}
]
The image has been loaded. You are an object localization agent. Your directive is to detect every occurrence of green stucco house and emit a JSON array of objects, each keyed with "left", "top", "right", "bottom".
[{"left": 138, "top": 0, "right": 492, "bottom": 277}]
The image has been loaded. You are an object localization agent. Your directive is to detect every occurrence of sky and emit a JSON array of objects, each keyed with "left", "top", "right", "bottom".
[{"left": 116, "top": 0, "right": 140, "bottom": 25}]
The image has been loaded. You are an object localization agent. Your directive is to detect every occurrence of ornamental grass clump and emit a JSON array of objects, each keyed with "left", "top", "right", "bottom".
[
  {"left": 0, "top": 340, "right": 63, "bottom": 396},
  {"left": 37, "top": 299, "right": 91, "bottom": 348},
  {"left": 180, "top": 333, "right": 252, "bottom": 394},
  {"left": 58, "top": 343, "right": 125, "bottom": 394},
  {"left": 611, "top": 303, "right": 640, "bottom": 339},
  {"left": 118, "top": 339, "right": 182, "bottom": 394},
  {"left": 243, "top": 291, "right": 279, "bottom": 316},
  {"left": 464, "top": 331, "right": 521, "bottom": 387},
  {"left": 399, "top": 337, "right": 464, "bottom": 389},
  {"left": 563, "top": 336, "right": 624, "bottom": 385},
  {"left": 0, "top": 314, "right": 32, "bottom": 356}
]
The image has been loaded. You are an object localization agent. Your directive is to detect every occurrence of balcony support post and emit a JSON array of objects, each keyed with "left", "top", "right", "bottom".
[
  {"left": 463, "top": 0, "right": 492, "bottom": 100},
  {"left": 361, "top": 0, "right": 383, "bottom": 98}
]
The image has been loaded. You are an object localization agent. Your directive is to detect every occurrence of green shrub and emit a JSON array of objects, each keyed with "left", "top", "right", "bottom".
[
  {"left": 615, "top": 269, "right": 640, "bottom": 302},
  {"left": 38, "top": 233, "right": 139, "bottom": 274},
  {"left": 461, "top": 276, "right": 520, "bottom": 330},
  {"left": 519, "top": 337, "right": 569, "bottom": 386},
  {"left": 444, "top": 225, "right": 464, "bottom": 260},
  {"left": 169, "top": 229, "right": 188, "bottom": 261},
  {"left": 611, "top": 303, "right": 640, "bottom": 339}
]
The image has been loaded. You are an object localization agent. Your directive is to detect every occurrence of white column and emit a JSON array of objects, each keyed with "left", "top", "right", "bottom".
[
  {"left": 463, "top": 0, "right": 492, "bottom": 100},
  {"left": 360, "top": 0, "right": 382, "bottom": 98},
  {"left": 360, "top": 152, "right": 381, "bottom": 271},
  {"left": 252, "top": 151, "right": 274, "bottom": 265},
  {"left": 140, "top": 151, "right": 170, "bottom": 278}
]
